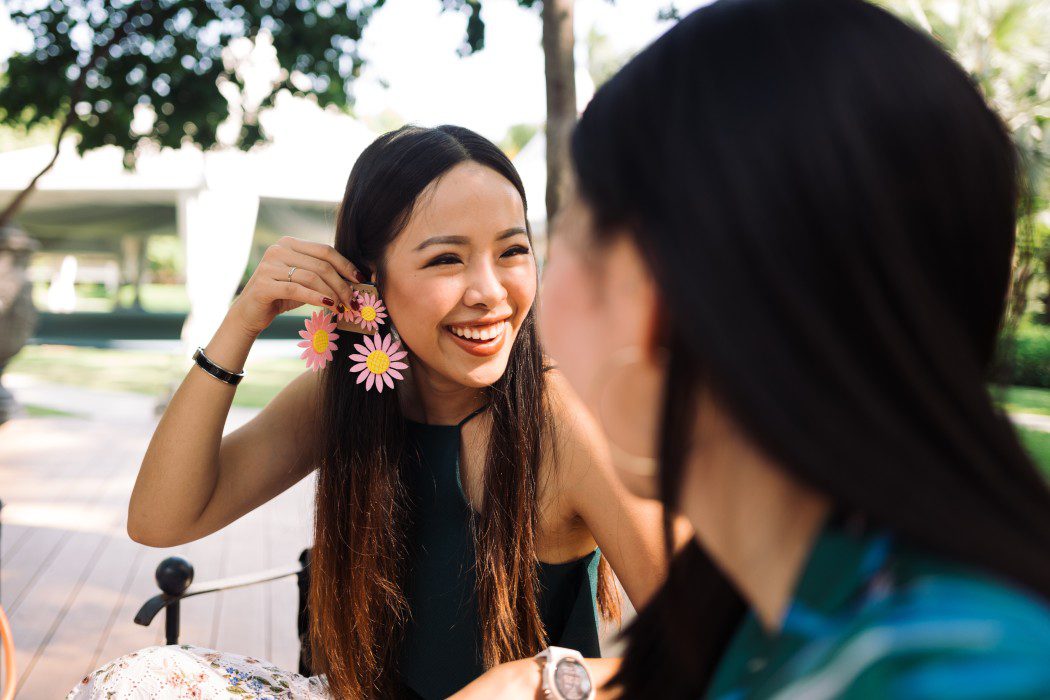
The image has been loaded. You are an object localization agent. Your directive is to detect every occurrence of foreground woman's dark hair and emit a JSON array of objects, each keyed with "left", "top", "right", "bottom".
[{"left": 571, "top": 0, "right": 1050, "bottom": 695}]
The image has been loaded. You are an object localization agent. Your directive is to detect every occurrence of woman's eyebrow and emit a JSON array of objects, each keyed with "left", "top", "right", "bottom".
[
  {"left": 414, "top": 227, "right": 528, "bottom": 251},
  {"left": 496, "top": 226, "right": 529, "bottom": 239},
  {"left": 415, "top": 234, "right": 469, "bottom": 250}
]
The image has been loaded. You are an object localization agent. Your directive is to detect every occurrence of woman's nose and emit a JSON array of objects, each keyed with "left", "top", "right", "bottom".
[{"left": 462, "top": 261, "right": 507, "bottom": 308}]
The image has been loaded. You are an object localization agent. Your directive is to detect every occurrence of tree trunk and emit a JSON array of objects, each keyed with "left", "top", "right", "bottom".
[
  {"left": 1040, "top": 247, "right": 1050, "bottom": 325},
  {"left": 542, "top": 0, "right": 576, "bottom": 229},
  {"left": 1005, "top": 249, "right": 1036, "bottom": 332},
  {"left": 0, "top": 136, "right": 66, "bottom": 229},
  {"left": 0, "top": 4, "right": 149, "bottom": 229}
]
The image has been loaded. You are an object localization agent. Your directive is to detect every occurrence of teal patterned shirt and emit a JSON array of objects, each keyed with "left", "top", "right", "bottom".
[{"left": 708, "top": 520, "right": 1050, "bottom": 699}]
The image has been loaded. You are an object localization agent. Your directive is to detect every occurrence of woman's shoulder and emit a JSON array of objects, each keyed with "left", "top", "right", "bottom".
[
  {"left": 885, "top": 549, "right": 1050, "bottom": 643},
  {"left": 793, "top": 556, "right": 1050, "bottom": 698},
  {"left": 540, "top": 367, "right": 608, "bottom": 463}
]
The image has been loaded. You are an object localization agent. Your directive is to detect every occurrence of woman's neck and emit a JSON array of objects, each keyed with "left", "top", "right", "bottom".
[
  {"left": 400, "top": 359, "right": 488, "bottom": 426},
  {"left": 681, "top": 398, "right": 830, "bottom": 632}
]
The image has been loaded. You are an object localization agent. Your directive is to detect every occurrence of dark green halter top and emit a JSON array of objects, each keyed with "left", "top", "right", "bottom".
[{"left": 397, "top": 409, "right": 603, "bottom": 699}]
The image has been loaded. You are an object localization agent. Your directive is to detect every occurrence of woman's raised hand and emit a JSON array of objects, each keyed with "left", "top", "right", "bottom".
[{"left": 229, "top": 236, "right": 363, "bottom": 337}]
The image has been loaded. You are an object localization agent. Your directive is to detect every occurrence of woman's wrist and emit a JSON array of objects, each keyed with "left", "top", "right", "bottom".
[
  {"left": 512, "top": 658, "right": 543, "bottom": 697},
  {"left": 224, "top": 301, "right": 268, "bottom": 342},
  {"left": 534, "top": 653, "right": 616, "bottom": 700},
  {"left": 452, "top": 658, "right": 540, "bottom": 699},
  {"left": 447, "top": 656, "right": 618, "bottom": 699},
  {"left": 199, "top": 311, "right": 258, "bottom": 376},
  {"left": 583, "top": 658, "right": 621, "bottom": 699}
]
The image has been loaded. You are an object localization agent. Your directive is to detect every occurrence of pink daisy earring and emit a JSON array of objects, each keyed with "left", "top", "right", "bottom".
[
  {"left": 354, "top": 291, "right": 387, "bottom": 333},
  {"left": 337, "top": 291, "right": 363, "bottom": 324},
  {"left": 298, "top": 310, "right": 339, "bottom": 371},
  {"left": 349, "top": 332, "right": 408, "bottom": 392}
]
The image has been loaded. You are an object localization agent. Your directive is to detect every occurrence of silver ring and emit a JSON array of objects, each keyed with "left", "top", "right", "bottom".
[{"left": 287, "top": 266, "right": 297, "bottom": 283}]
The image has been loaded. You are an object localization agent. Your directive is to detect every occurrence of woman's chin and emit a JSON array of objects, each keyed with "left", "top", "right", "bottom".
[{"left": 457, "top": 361, "right": 512, "bottom": 389}]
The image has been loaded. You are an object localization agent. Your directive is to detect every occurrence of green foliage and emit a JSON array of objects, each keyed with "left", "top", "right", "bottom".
[
  {"left": 1001, "top": 323, "right": 1050, "bottom": 388},
  {"left": 998, "top": 385, "right": 1050, "bottom": 417},
  {"left": 500, "top": 122, "right": 539, "bottom": 158},
  {"left": 0, "top": 121, "right": 58, "bottom": 150},
  {"left": 874, "top": 0, "right": 1050, "bottom": 324},
  {"left": 146, "top": 235, "right": 184, "bottom": 283},
  {"left": 441, "top": 0, "right": 542, "bottom": 59},
  {"left": 1, "top": 0, "right": 388, "bottom": 157},
  {"left": 361, "top": 107, "right": 405, "bottom": 136},
  {"left": 443, "top": 0, "right": 486, "bottom": 56},
  {"left": 656, "top": 4, "right": 681, "bottom": 21},
  {"left": 585, "top": 27, "right": 632, "bottom": 89}
]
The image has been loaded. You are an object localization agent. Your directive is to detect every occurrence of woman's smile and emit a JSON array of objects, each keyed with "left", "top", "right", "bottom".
[{"left": 444, "top": 318, "right": 510, "bottom": 356}]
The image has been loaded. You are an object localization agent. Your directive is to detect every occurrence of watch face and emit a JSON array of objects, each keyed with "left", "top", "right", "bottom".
[{"left": 554, "top": 658, "right": 592, "bottom": 700}]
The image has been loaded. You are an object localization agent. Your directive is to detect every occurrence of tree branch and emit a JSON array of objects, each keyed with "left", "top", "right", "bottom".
[{"left": 0, "top": 2, "right": 150, "bottom": 228}]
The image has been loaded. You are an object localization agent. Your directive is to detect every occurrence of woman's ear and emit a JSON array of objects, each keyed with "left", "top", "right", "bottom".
[
  {"left": 612, "top": 234, "right": 666, "bottom": 364},
  {"left": 643, "top": 289, "right": 671, "bottom": 363}
]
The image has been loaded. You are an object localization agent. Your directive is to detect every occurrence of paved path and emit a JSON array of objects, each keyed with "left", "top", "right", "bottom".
[
  {"left": 1, "top": 375, "right": 314, "bottom": 699},
  {"left": 1011, "top": 411, "right": 1050, "bottom": 433}
]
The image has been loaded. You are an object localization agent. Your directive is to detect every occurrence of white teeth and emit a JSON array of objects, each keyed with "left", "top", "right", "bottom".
[{"left": 449, "top": 321, "right": 505, "bottom": 341}]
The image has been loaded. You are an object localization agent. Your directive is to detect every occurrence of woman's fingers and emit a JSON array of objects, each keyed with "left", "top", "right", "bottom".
[
  {"left": 278, "top": 248, "right": 357, "bottom": 309},
  {"left": 277, "top": 236, "right": 362, "bottom": 284},
  {"left": 258, "top": 260, "right": 339, "bottom": 309}
]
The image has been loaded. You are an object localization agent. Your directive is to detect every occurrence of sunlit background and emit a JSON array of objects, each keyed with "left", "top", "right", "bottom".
[{"left": 0, "top": 0, "right": 1047, "bottom": 697}]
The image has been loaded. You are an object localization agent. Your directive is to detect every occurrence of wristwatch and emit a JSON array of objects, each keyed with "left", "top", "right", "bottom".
[{"left": 534, "top": 646, "right": 595, "bottom": 700}]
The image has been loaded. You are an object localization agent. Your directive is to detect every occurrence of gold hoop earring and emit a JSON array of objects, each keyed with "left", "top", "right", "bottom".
[{"left": 591, "top": 345, "right": 667, "bottom": 477}]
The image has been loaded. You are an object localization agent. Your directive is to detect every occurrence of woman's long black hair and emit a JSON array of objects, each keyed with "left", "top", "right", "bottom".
[
  {"left": 311, "top": 125, "right": 551, "bottom": 697},
  {"left": 311, "top": 125, "right": 618, "bottom": 698},
  {"left": 570, "top": 0, "right": 1050, "bottom": 695}
]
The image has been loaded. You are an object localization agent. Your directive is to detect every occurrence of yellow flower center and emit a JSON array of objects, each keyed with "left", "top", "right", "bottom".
[
  {"left": 312, "top": 330, "right": 329, "bottom": 354},
  {"left": 361, "top": 305, "right": 377, "bottom": 322},
  {"left": 366, "top": 349, "right": 390, "bottom": 374}
]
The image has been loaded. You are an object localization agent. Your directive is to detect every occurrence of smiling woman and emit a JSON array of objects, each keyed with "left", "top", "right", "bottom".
[
  {"left": 379, "top": 160, "right": 535, "bottom": 384},
  {"left": 70, "top": 125, "right": 672, "bottom": 700},
  {"left": 311, "top": 127, "right": 641, "bottom": 699}
]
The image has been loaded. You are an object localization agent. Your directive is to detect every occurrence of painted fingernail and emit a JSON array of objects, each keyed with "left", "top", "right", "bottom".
[
  {"left": 337, "top": 303, "right": 347, "bottom": 314},
  {"left": 322, "top": 297, "right": 335, "bottom": 307}
]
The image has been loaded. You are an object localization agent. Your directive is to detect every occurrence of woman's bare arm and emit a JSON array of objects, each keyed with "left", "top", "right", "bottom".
[
  {"left": 127, "top": 319, "right": 323, "bottom": 546},
  {"left": 127, "top": 237, "right": 361, "bottom": 547},
  {"left": 546, "top": 370, "right": 691, "bottom": 609},
  {"left": 447, "top": 656, "right": 623, "bottom": 699}
]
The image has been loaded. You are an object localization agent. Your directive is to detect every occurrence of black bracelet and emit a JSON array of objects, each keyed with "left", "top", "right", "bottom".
[{"left": 192, "top": 347, "right": 245, "bottom": 386}]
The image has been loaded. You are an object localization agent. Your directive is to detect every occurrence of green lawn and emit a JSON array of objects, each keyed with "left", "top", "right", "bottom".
[
  {"left": 9, "top": 345, "right": 1050, "bottom": 475},
  {"left": 22, "top": 403, "right": 82, "bottom": 418},
  {"left": 996, "top": 385, "right": 1050, "bottom": 417},
  {"left": 8, "top": 344, "right": 303, "bottom": 409},
  {"left": 31, "top": 283, "right": 314, "bottom": 318},
  {"left": 32, "top": 282, "right": 192, "bottom": 314},
  {"left": 1018, "top": 427, "right": 1050, "bottom": 479}
]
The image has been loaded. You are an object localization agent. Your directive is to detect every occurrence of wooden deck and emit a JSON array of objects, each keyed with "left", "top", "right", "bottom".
[
  {"left": 0, "top": 377, "right": 314, "bottom": 699},
  {"left": 1, "top": 374, "right": 629, "bottom": 699}
]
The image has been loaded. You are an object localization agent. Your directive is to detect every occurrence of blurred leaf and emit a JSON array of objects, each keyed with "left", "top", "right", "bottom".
[
  {"left": 0, "top": 0, "right": 388, "bottom": 158},
  {"left": 874, "top": 0, "right": 1050, "bottom": 323}
]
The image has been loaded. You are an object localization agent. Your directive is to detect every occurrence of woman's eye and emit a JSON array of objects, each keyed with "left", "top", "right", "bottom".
[
  {"left": 426, "top": 254, "right": 462, "bottom": 267},
  {"left": 501, "top": 245, "right": 531, "bottom": 258}
]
